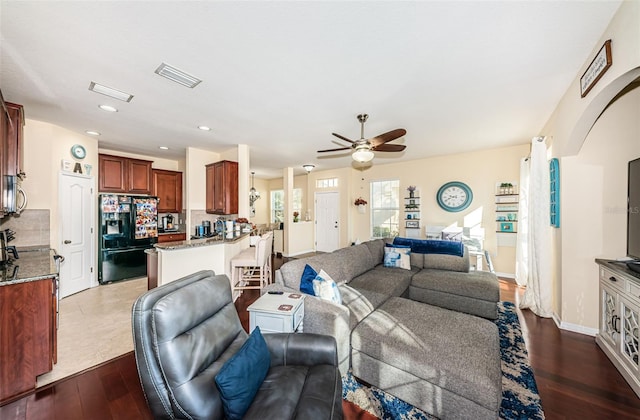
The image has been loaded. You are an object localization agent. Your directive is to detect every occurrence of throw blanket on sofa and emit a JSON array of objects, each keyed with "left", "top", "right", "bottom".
[{"left": 393, "top": 237, "right": 464, "bottom": 257}]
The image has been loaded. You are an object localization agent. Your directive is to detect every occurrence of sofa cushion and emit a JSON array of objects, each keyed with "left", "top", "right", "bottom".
[
  {"left": 215, "top": 327, "right": 271, "bottom": 420},
  {"left": 423, "top": 245, "right": 470, "bottom": 272},
  {"left": 349, "top": 265, "right": 417, "bottom": 297},
  {"left": 410, "top": 269, "right": 499, "bottom": 319},
  {"left": 339, "top": 284, "right": 390, "bottom": 329},
  {"left": 351, "top": 297, "right": 501, "bottom": 419},
  {"left": 338, "top": 243, "right": 376, "bottom": 280},
  {"left": 299, "top": 264, "right": 317, "bottom": 295},
  {"left": 278, "top": 253, "right": 349, "bottom": 289},
  {"left": 363, "top": 239, "right": 385, "bottom": 264}
]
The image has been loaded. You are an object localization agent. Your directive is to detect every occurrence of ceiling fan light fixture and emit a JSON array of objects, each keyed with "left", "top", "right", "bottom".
[{"left": 352, "top": 146, "right": 374, "bottom": 163}]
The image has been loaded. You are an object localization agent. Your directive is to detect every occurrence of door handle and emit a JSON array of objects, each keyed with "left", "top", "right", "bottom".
[{"left": 64, "top": 240, "right": 72, "bottom": 244}]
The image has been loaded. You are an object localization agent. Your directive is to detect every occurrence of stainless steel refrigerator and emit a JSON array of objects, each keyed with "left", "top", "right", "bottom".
[{"left": 98, "top": 194, "right": 158, "bottom": 284}]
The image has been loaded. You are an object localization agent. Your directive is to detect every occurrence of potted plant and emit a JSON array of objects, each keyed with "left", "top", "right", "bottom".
[
  {"left": 407, "top": 185, "right": 416, "bottom": 198},
  {"left": 354, "top": 197, "right": 367, "bottom": 214},
  {"left": 293, "top": 211, "right": 299, "bottom": 222}
]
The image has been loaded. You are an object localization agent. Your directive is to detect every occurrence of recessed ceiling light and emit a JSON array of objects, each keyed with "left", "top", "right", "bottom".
[
  {"left": 155, "top": 63, "right": 202, "bottom": 88},
  {"left": 85, "top": 130, "right": 101, "bottom": 136},
  {"left": 98, "top": 104, "right": 118, "bottom": 112},
  {"left": 198, "top": 126, "right": 211, "bottom": 131},
  {"left": 89, "top": 82, "right": 134, "bottom": 102},
  {"left": 159, "top": 146, "right": 169, "bottom": 150}
]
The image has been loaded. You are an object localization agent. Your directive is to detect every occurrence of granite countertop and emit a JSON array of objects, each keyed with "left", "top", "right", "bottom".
[
  {"left": 596, "top": 258, "right": 640, "bottom": 285},
  {"left": 0, "top": 247, "right": 60, "bottom": 286},
  {"left": 154, "top": 232, "right": 251, "bottom": 251}
]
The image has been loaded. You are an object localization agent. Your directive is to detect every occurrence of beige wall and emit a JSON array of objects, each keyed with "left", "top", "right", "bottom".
[
  {"left": 346, "top": 144, "right": 529, "bottom": 274},
  {"left": 21, "top": 119, "right": 99, "bottom": 249},
  {"left": 540, "top": 0, "right": 640, "bottom": 333},
  {"left": 559, "top": 86, "right": 640, "bottom": 330}
]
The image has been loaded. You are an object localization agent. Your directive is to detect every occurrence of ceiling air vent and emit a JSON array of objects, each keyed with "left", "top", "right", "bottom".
[
  {"left": 154, "top": 63, "right": 202, "bottom": 88},
  {"left": 89, "top": 82, "right": 134, "bottom": 102}
]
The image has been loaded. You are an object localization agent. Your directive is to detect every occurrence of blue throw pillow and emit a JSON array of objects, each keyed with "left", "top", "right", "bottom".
[
  {"left": 215, "top": 327, "right": 270, "bottom": 420},
  {"left": 300, "top": 264, "right": 317, "bottom": 295}
]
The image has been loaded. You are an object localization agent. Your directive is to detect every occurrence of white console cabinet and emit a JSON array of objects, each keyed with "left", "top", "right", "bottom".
[{"left": 596, "top": 260, "right": 640, "bottom": 397}]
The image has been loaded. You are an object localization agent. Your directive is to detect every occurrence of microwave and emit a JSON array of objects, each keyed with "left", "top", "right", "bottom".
[{"left": 3, "top": 175, "right": 27, "bottom": 214}]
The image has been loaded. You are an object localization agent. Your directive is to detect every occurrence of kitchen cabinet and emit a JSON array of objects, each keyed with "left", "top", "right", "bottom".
[
  {"left": 0, "top": 95, "right": 25, "bottom": 218},
  {"left": 0, "top": 277, "right": 56, "bottom": 404},
  {"left": 206, "top": 160, "right": 238, "bottom": 215},
  {"left": 99, "top": 154, "right": 152, "bottom": 194},
  {"left": 152, "top": 169, "right": 183, "bottom": 213},
  {"left": 596, "top": 260, "right": 640, "bottom": 397},
  {"left": 4, "top": 102, "right": 25, "bottom": 179},
  {"left": 157, "top": 232, "right": 186, "bottom": 243}
]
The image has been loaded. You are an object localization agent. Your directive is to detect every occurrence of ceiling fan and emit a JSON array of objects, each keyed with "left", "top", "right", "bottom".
[{"left": 318, "top": 114, "right": 407, "bottom": 163}]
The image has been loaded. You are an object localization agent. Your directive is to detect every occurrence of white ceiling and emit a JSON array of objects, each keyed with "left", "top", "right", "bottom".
[{"left": 0, "top": 1, "right": 622, "bottom": 178}]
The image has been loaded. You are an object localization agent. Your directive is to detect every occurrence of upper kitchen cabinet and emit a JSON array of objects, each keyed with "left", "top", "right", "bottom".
[
  {"left": 152, "top": 169, "right": 183, "bottom": 213},
  {"left": 4, "top": 102, "right": 25, "bottom": 179},
  {"left": 99, "top": 154, "right": 152, "bottom": 194},
  {"left": 206, "top": 160, "right": 238, "bottom": 215}
]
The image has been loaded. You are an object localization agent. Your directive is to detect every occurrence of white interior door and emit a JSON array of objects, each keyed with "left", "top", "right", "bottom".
[
  {"left": 315, "top": 191, "right": 340, "bottom": 252},
  {"left": 59, "top": 172, "right": 95, "bottom": 298}
]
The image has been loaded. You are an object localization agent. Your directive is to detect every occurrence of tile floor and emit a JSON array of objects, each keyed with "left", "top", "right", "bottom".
[{"left": 36, "top": 277, "right": 148, "bottom": 387}]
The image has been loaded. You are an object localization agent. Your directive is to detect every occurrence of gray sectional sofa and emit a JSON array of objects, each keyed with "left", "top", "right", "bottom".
[{"left": 269, "top": 238, "right": 502, "bottom": 420}]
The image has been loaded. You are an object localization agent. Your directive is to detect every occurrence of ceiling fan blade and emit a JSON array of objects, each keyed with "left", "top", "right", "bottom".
[
  {"left": 373, "top": 144, "right": 406, "bottom": 152},
  {"left": 369, "top": 128, "right": 407, "bottom": 147},
  {"left": 317, "top": 146, "right": 352, "bottom": 153},
  {"left": 332, "top": 133, "right": 356, "bottom": 143}
]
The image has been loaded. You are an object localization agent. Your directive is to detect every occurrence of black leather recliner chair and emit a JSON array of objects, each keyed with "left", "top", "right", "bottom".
[{"left": 132, "top": 270, "right": 343, "bottom": 419}]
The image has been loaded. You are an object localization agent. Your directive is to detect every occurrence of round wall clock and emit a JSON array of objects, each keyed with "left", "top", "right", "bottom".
[
  {"left": 436, "top": 181, "right": 473, "bottom": 212},
  {"left": 71, "top": 144, "right": 86, "bottom": 160}
]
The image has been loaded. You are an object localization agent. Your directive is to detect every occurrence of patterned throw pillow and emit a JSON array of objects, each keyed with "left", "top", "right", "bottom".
[
  {"left": 383, "top": 246, "right": 411, "bottom": 270},
  {"left": 312, "top": 269, "right": 342, "bottom": 304}
]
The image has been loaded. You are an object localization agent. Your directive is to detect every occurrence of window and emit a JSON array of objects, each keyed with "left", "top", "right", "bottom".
[
  {"left": 316, "top": 178, "right": 339, "bottom": 188},
  {"left": 370, "top": 180, "right": 400, "bottom": 238},
  {"left": 271, "top": 189, "right": 302, "bottom": 223}
]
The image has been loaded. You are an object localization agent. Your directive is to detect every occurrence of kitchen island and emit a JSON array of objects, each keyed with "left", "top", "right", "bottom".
[
  {"left": 0, "top": 248, "right": 60, "bottom": 404},
  {"left": 151, "top": 232, "right": 250, "bottom": 295}
]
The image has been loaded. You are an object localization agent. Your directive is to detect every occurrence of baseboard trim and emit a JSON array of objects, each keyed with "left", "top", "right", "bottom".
[
  {"left": 557, "top": 318, "right": 598, "bottom": 337},
  {"left": 283, "top": 249, "right": 316, "bottom": 258}
]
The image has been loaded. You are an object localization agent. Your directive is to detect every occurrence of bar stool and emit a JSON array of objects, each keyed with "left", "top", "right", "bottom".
[{"left": 231, "top": 231, "right": 273, "bottom": 293}]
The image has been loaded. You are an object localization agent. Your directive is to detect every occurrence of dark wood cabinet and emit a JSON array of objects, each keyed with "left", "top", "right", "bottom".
[
  {"left": 206, "top": 160, "right": 238, "bottom": 215},
  {"left": 157, "top": 232, "right": 186, "bottom": 243},
  {"left": 152, "top": 169, "right": 183, "bottom": 213},
  {"left": 0, "top": 277, "right": 56, "bottom": 404},
  {"left": 0, "top": 95, "right": 25, "bottom": 218},
  {"left": 99, "top": 154, "right": 152, "bottom": 194},
  {"left": 4, "top": 102, "right": 24, "bottom": 179}
]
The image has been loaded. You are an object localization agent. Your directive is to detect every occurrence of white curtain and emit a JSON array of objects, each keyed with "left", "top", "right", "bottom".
[
  {"left": 518, "top": 137, "right": 553, "bottom": 318},
  {"left": 515, "top": 158, "right": 529, "bottom": 286}
]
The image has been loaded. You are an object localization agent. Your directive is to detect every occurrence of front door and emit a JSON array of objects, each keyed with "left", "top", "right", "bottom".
[
  {"left": 59, "top": 172, "right": 95, "bottom": 298},
  {"left": 315, "top": 191, "right": 340, "bottom": 252}
]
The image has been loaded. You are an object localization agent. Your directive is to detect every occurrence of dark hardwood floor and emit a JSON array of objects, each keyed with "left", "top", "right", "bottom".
[{"left": 2, "top": 256, "right": 639, "bottom": 419}]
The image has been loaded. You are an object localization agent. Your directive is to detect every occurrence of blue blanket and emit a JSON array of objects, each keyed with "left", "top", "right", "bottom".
[{"left": 392, "top": 237, "right": 464, "bottom": 257}]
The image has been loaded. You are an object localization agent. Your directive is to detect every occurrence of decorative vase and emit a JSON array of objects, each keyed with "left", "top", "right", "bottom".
[
  {"left": 293, "top": 216, "right": 299, "bottom": 222},
  {"left": 409, "top": 191, "right": 415, "bottom": 198},
  {"left": 357, "top": 204, "right": 366, "bottom": 214}
]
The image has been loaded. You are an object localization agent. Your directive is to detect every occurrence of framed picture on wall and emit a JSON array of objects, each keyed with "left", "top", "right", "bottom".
[{"left": 406, "top": 220, "right": 420, "bottom": 228}]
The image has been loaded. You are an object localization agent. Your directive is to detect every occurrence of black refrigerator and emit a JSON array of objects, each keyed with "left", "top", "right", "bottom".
[{"left": 98, "top": 194, "right": 158, "bottom": 284}]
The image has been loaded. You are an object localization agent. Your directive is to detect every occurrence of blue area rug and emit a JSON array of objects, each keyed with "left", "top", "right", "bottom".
[{"left": 342, "top": 301, "right": 544, "bottom": 419}]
